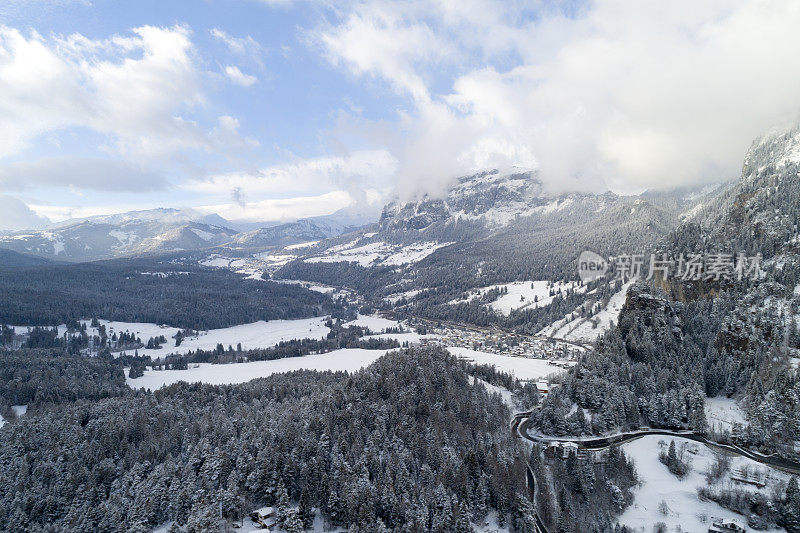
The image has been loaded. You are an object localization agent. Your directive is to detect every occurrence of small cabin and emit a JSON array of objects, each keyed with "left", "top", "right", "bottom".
[
  {"left": 249, "top": 506, "right": 276, "bottom": 529},
  {"left": 535, "top": 381, "right": 550, "bottom": 394},
  {"left": 709, "top": 518, "right": 746, "bottom": 533}
]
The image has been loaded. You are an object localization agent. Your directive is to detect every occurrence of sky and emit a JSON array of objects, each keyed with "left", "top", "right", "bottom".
[{"left": 1, "top": 0, "right": 800, "bottom": 231}]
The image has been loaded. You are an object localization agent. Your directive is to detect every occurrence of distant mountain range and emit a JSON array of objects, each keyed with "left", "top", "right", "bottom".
[{"left": 0, "top": 207, "right": 376, "bottom": 262}]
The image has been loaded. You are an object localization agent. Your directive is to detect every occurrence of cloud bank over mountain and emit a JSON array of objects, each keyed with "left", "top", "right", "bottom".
[
  {"left": 2, "top": 0, "right": 800, "bottom": 229},
  {"left": 313, "top": 0, "right": 800, "bottom": 197}
]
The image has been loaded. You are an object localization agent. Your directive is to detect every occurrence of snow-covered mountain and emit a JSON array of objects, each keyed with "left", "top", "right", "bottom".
[
  {"left": 274, "top": 169, "right": 726, "bottom": 320},
  {"left": 0, "top": 217, "right": 239, "bottom": 262},
  {"left": 52, "top": 207, "right": 224, "bottom": 228},
  {"left": 378, "top": 169, "right": 722, "bottom": 238},
  {"left": 231, "top": 216, "right": 369, "bottom": 249},
  {"left": 0, "top": 206, "right": 375, "bottom": 262}
]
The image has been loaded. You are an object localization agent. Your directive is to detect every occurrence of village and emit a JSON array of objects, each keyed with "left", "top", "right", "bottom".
[{"left": 412, "top": 319, "right": 588, "bottom": 361}]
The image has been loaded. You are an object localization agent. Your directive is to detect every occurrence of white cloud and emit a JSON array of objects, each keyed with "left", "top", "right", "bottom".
[
  {"left": 313, "top": 0, "right": 800, "bottom": 195},
  {"left": 254, "top": 0, "right": 296, "bottom": 7},
  {"left": 0, "top": 157, "right": 167, "bottom": 192},
  {"left": 0, "top": 195, "right": 49, "bottom": 230},
  {"left": 210, "top": 28, "right": 260, "bottom": 55},
  {"left": 0, "top": 24, "right": 249, "bottom": 162},
  {"left": 28, "top": 202, "right": 161, "bottom": 223},
  {"left": 186, "top": 149, "right": 396, "bottom": 201},
  {"left": 197, "top": 190, "right": 355, "bottom": 222},
  {"left": 312, "top": 2, "right": 454, "bottom": 102},
  {"left": 224, "top": 65, "right": 258, "bottom": 86},
  {"left": 210, "top": 28, "right": 266, "bottom": 69}
]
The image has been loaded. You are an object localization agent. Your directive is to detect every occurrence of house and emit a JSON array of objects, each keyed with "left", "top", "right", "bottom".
[
  {"left": 708, "top": 518, "right": 746, "bottom": 533},
  {"left": 249, "top": 507, "right": 276, "bottom": 529},
  {"left": 561, "top": 441, "right": 579, "bottom": 458},
  {"left": 536, "top": 381, "right": 550, "bottom": 394}
]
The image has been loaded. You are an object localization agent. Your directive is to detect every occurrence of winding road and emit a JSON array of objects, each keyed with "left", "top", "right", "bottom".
[
  {"left": 511, "top": 410, "right": 800, "bottom": 532},
  {"left": 513, "top": 412, "right": 800, "bottom": 475}
]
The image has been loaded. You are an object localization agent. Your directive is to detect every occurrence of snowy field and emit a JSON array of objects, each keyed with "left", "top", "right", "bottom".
[
  {"left": 9, "top": 314, "right": 415, "bottom": 360},
  {"left": 542, "top": 280, "right": 632, "bottom": 341},
  {"left": 446, "top": 347, "right": 568, "bottom": 381},
  {"left": 452, "top": 280, "right": 585, "bottom": 316},
  {"left": 269, "top": 278, "right": 342, "bottom": 295},
  {"left": 285, "top": 240, "right": 319, "bottom": 250},
  {"left": 342, "top": 314, "right": 436, "bottom": 344},
  {"left": 705, "top": 396, "right": 747, "bottom": 433},
  {"left": 343, "top": 314, "right": 401, "bottom": 331},
  {"left": 305, "top": 240, "right": 452, "bottom": 267},
  {"left": 136, "top": 317, "right": 331, "bottom": 359},
  {"left": 385, "top": 289, "right": 422, "bottom": 304},
  {"left": 12, "top": 317, "right": 332, "bottom": 359},
  {"left": 127, "top": 348, "right": 395, "bottom": 389},
  {"left": 618, "top": 435, "right": 788, "bottom": 532}
]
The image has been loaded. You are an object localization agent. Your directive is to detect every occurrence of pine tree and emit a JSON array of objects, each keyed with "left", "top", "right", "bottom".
[
  {"left": 667, "top": 440, "right": 677, "bottom": 466},
  {"left": 327, "top": 489, "right": 346, "bottom": 527},
  {"left": 782, "top": 477, "right": 800, "bottom": 533},
  {"left": 284, "top": 508, "right": 304, "bottom": 533},
  {"left": 275, "top": 477, "right": 290, "bottom": 529},
  {"left": 474, "top": 473, "right": 489, "bottom": 521},
  {"left": 298, "top": 487, "right": 313, "bottom": 529}
]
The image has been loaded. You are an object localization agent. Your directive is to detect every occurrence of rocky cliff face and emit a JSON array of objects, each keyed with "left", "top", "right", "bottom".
[{"left": 618, "top": 281, "right": 684, "bottom": 342}]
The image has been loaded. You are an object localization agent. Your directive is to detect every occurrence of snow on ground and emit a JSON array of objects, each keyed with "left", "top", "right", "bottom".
[
  {"left": 382, "top": 242, "right": 453, "bottom": 266},
  {"left": 268, "top": 278, "right": 340, "bottom": 295},
  {"left": 385, "top": 289, "right": 422, "bottom": 304},
  {"left": 190, "top": 228, "right": 215, "bottom": 241},
  {"left": 446, "top": 347, "right": 567, "bottom": 381},
  {"left": 469, "top": 375, "right": 514, "bottom": 408},
  {"left": 252, "top": 252, "right": 296, "bottom": 266},
  {"left": 285, "top": 240, "right": 319, "bottom": 250},
  {"left": 110, "top": 229, "right": 138, "bottom": 246},
  {"left": 306, "top": 240, "right": 451, "bottom": 267},
  {"left": 343, "top": 313, "right": 400, "bottom": 332},
  {"left": 705, "top": 396, "right": 747, "bottom": 433},
  {"left": 472, "top": 511, "right": 511, "bottom": 532},
  {"left": 488, "top": 281, "right": 584, "bottom": 315},
  {"left": 618, "top": 435, "right": 787, "bottom": 533},
  {"left": 127, "top": 348, "right": 394, "bottom": 389},
  {"left": 125, "top": 317, "right": 331, "bottom": 359},
  {"left": 449, "top": 194, "right": 574, "bottom": 229},
  {"left": 138, "top": 271, "right": 190, "bottom": 278},
  {"left": 0, "top": 405, "right": 28, "bottom": 429},
  {"left": 200, "top": 256, "right": 231, "bottom": 268},
  {"left": 13, "top": 317, "right": 332, "bottom": 359},
  {"left": 563, "top": 281, "right": 632, "bottom": 341},
  {"left": 306, "top": 241, "right": 385, "bottom": 267},
  {"left": 364, "top": 332, "right": 431, "bottom": 344},
  {"left": 542, "top": 280, "right": 632, "bottom": 342},
  {"left": 452, "top": 280, "right": 585, "bottom": 316},
  {"left": 343, "top": 314, "right": 434, "bottom": 344}
]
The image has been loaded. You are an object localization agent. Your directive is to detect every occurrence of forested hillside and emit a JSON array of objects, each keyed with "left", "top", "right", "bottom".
[
  {"left": 531, "top": 126, "right": 800, "bottom": 460},
  {"left": 0, "top": 258, "right": 340, "bottom": 330},
  {"left": 0, "top": 348, "right": 534, "bottom": 532}
]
